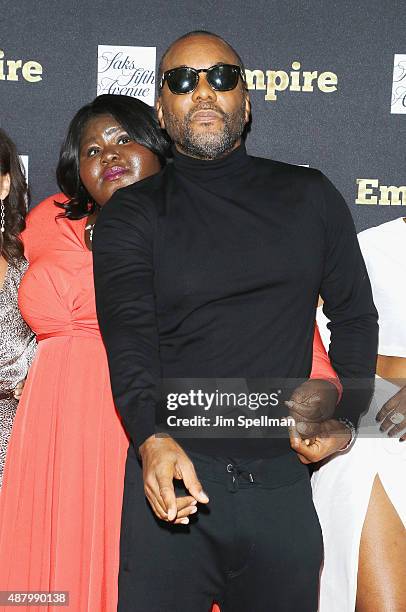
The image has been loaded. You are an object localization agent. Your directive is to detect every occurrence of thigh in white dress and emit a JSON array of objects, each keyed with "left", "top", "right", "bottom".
[{"left": 311, "top": 377, "right": 406, "bottom": 612}]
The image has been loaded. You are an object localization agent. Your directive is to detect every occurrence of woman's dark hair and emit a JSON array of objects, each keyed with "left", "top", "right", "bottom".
[
  {"left": 56, "top": 94, "right": 170, "bottom": 219},
  {"left": 0, "top": 129, "right": 29, "bottom": 263}
]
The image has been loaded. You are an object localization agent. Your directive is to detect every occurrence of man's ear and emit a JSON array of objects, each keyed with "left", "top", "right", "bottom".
[
  {"left": 244, "top": 92, "right": 251, "bottom": 125},
  {"left": 0, "top": 173, "right": 11, "bottom": 201},
  {"left": 156, "top": 98, "right": 166, "bottom": 130}
]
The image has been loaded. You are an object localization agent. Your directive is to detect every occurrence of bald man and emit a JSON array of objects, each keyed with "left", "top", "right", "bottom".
[{"left": 93, "top": 30, "right": 378, "bottom": 612}]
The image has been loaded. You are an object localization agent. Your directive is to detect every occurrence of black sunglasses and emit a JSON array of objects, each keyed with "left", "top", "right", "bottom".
[{"left": 159, "top": 63, "right": 246, "bottom": 95}]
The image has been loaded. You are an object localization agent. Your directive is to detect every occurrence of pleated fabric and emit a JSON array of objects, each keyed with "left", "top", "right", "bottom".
[{"left": 0, "top": 195, "right": 128, "bottom": 611}]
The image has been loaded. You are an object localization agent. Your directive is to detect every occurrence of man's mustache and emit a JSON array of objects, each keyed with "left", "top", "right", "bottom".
[{"left": 187, "top": 104, "right": 225, "bottom": 120}]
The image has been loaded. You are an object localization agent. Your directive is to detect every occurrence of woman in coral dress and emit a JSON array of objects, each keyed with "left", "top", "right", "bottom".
[{"left": 0, "top": 95, "right": 168, "bottom": 611}]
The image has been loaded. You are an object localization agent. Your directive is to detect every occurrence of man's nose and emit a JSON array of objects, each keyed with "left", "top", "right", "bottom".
[{"left": 191, "top": 72, "right": 217, "bottom": 102}]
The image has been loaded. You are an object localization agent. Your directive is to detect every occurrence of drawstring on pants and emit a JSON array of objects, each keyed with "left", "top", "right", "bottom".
[{"left": 226, "top": 463, "right": 255, "bottom": 492}]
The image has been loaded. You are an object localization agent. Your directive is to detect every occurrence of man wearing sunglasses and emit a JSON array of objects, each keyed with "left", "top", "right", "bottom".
[{"left": 93, "top": 30, "right": 378, "bottom": 612}]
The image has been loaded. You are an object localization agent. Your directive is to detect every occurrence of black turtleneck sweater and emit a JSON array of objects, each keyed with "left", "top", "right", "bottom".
[{"left": 93, "top": 143, "right": 378, "bottom": 458}]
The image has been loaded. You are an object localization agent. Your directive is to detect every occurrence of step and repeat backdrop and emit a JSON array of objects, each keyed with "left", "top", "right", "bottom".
[{"left": 0, "top": 0, "right": 404, "bottom": 231}]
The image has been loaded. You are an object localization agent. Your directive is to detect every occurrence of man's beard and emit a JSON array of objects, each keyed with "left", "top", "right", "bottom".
[{"left": 163, "top": 100, "right": 246, "bottom": 160}]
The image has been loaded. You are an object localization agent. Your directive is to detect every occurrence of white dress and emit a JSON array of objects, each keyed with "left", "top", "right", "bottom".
[{"left": 312, "top": 217, "right": 406, "bottom": 612}]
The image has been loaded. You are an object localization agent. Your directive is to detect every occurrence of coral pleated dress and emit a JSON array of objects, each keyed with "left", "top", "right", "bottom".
[{"left": 0, "top": 194, "right": 129, "bottom": 611}]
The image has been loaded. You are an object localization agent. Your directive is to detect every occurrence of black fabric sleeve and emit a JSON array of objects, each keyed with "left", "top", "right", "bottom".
[
  {"left": 92, "top": 187, "right": 160, "bottom": 450},
  {"left": 318, "top": 174, "right": 379, "bottom": 427}
]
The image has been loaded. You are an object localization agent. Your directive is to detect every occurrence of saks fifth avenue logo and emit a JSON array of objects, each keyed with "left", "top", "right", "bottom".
[
  {"left": 0, "top": 49, "right": 42, "bottom": 82},
  {"left": 19, "top": 155, "right": 28, "bottom": 182},
  {"left": 391, "top": 54, "right": 406, "bottom": 114},
  {"left": 246, "top": 61, "right": 337, "bottom": 101},
  {"left": 97, "top": 45, "right": 156, "bottom": 105},
  {"left": 356, "top": 179, "right": 406, "bottom": 206}
]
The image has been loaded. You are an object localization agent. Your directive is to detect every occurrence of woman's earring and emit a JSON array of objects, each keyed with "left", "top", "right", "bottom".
[{"left": 0, "top": 200, "right": 5, "bottom": 233}]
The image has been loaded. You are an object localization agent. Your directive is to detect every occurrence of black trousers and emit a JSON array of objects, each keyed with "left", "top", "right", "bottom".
[{"left": 118, "top": 446, "right": 323, "bottom": 612}]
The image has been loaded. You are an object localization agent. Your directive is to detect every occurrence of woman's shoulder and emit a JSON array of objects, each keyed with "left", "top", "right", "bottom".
[
  {"left": 23, "top": 193, "right": 68, "bottom": 260},
  {"left": 26, "top": 193, "right": 67, "bottom": 226}
]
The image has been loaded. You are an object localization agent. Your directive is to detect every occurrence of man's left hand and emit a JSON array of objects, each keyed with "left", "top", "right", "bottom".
[
  {"left": 289, "top": 418, "right": 351, "bottom": 464},
  {"left": 285, "top": 378, "right": 338, "bottom": 439}
]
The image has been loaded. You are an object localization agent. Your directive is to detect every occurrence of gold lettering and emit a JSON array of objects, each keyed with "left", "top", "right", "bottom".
[
  {"left": 356, "top": 179, "right": 379, "bottom": 205},
  {"left": 6, "top": 59, "right": 22, "bottom": 81},
  {"left": 0, "top": 50, "right": 43, "bottom": 82},
  {"left": 22, "top": 61, "right": 42, "bottom": 82},
  {"left": 302, "top": 71, "right": 318, "bottom": 92},
  {"left": 265, "top": 70, "right": 289, "bottom": 101},
  {"left": 245, "top": 69, "right": 266, "bottom": 90},
  {"left": 379, "top": 185, "right": 406, "bottom": 206},
  {"left": 0, "top": 50, "right": 4, "bottom": 80},
  {"left": 290, "top": 61, "right": 301, "bottom": 91},
  {"left": 246, "top": 62, "right": 338, "bottom": 101},
  {"left": 318, "top": 71, "right": 338, "bottom": 92}
]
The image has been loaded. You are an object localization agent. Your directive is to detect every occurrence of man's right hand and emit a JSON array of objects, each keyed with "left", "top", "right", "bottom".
[{"left": 139, "top": 435, "right": 209, "bottom": 524}]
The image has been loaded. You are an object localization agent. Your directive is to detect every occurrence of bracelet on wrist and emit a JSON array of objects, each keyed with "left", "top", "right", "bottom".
[{"left": 336, "top": 417, "right": 357, "bottom": 452}]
